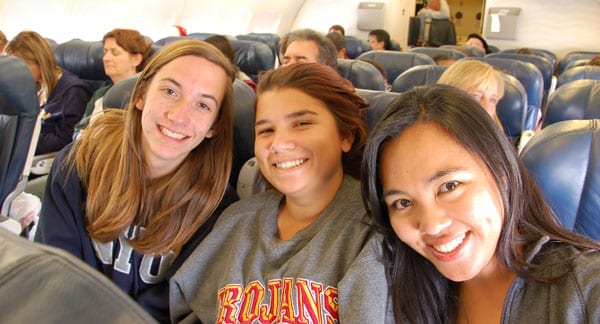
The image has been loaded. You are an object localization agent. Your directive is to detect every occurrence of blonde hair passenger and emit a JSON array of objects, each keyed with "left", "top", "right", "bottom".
[{"left": 438, "top": 60, "right": 505, "bottom": 129}]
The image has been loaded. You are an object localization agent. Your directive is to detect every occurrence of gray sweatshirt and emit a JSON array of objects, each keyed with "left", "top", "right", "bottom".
[{"left": 170, "top": 175, "right": 393, "bottom": 323}]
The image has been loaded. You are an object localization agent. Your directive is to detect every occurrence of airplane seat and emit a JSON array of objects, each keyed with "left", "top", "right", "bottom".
[
  {"left": 426, "top": 18, "right": 457, "bottom": 47},
  {"left": 389, "top": 39, "right": 402, "bottom": 51},
  {"left": 487, "top": 45, "right": 500, "bottom": 54},
  {"left": 356, "top": 51, "right": 435, "bottom": 85},
  {"left": 440, "top": 45, "right": 485, "bottom": 57},
  {"left": 231, "top": 79, "right": 256, "bottom": 190},
  {"left": 467, "top": 57, "right": 543, "bottom": 130},
  {"left": 564, "top": 59, "right": 591, "bottom": 72},
  {"left": 391, "top": 64, "right": 447, "bottom": 93},
  {"left": 337, "top": 59, "right": 386, "bottom": 91},
  {"left": 500, "top": 48, "right": 557, "bottom": 70},
  {"left": 519, "top": 119, "right": 600, "bottom": 241},
  {"left": 236, "top": 33, "right": 279, "bottom": 60},
  {"left": 0, "top": 228, "right": 155, "bottom": 322},
  {"left": 230, "top": 39, "right": 275, "bottom": 83},
  {"left": 153, "top": 36, "right": 187, "bottom": 46},
  {"left": 53, "top": 39, "right": 108, "bottom": 93},
  {"left": 344, "top": 36, "right": 370, "bottom": 59},
  {"left": 102, "top": 74, "right": 140, "bottom": 110},
  {"left": 45, "top": 38, "right": 58, "bottom": 49},
  {"left": 556, "top": 66, "right": 600, "bottom": 88},
  {"left": 409, "top": 47, "right": 467, "bottom": 61},
  {"left": 496, "top": 73, "right": 530, "bottom": 148},
  {"left": 0, "top": 56, "right": 41, "bottom": 232},
  {"left": 542, "top": 79, "right": 600, "bottom": 129},
  {"left": 557, "top": 51, "right": 600, "bottom": 76},
  {"left": 187, "top": 32, "right": 219, "bottom": 40},
  {"left": 356, "top": 89, "right": 401, "bottom": 131}
]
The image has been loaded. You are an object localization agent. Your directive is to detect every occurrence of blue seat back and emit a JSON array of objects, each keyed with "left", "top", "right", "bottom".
[
  {"left": 500, "top": 48, "right": 557, "bottom": 70},
  {"left": 496, "top": 73, "right": 530, "bottom": 142},
  {"left": 0, "top": 56, "right": 40, "bottom": 215},
  {"left": 344, "top": 36, "right": 370, "bottom": 59},
  {"left": 427, "top": 18, "right": 457, "bottom": 47},
  {"left": 557, "top": 51, "right": 600, "bottom": 75},
  {"left": 520, "top": 119, "right": 600, "bottom": 240},
  {"left": 542, "top": 79, "right": 600, "bottom": 128},
  {"left": 337, "top": 59, "right": 386, "bottom": 91},
  {"left": 54, "top": 39, "right": 108, "bottom": 92},
  {"left": 557, "top": 66, "right": 600, "bottom": 88},
  {"left": 409, "top": 47, "right": 467, "bottom": 61},
  {"left": 440, "top": 45, "right": 484, "bottom": 57},
  {"left": 356, "top": 89, "right": 401, "bottom": 131},
  {"left": 487, "top": 52, "right": 554, "bottom": 92},
  {"left": 357, "top": 51, "right": 435, "bottom": 85},
  {"left": 102, "top": 74, "right": 140, "bottom": 110},
  {"left": 391, "top": 64, "right": 447, "bottom": 93},
  {"left": 230, "top": 39, "right": 275, "bottom": 83}
]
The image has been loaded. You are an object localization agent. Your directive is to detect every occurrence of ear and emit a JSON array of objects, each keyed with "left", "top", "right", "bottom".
[
  {"left": 341, "top": 133, "right": 355, "bottom": 153},
  {"left": 205, "top": 129, "right": 215, "bottom": 139},
  {"left": 131, "top": 53, "right": 143, "bottom": 68},
  {"left": 135, "top": 96, "right": 144, "bottom": 111}
]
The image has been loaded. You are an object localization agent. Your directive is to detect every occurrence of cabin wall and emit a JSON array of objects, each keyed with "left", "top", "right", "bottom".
[{"left": 482, "top": 0, "right": 600, "bottom": 59}]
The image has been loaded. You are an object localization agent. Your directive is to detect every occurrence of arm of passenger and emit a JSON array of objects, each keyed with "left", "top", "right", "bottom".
[
  {"left": 34, "top": 146, "right": 88, "bottom": 259},
  {"left": 37, "top": 86, "right": 90, "bottom": 154},
  {"left": 338, "top": 235, "right": 395, "bottom": 323}
]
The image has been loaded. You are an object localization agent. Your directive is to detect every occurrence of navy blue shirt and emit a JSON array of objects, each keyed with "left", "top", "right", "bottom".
[{"left": 35, "top": 145, "right": 239, "bottom": 322}]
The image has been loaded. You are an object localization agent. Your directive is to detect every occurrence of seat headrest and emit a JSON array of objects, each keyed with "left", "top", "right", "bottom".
[
  {"left": 357, "top": 51, "right": 435, "bottom": 84},
  {"left": 557, "top": 66, "right": 600, "bottom": 88},
  {"left": 230, "top": 39, "right": 275, "bottom": 83},
  {"left": 103, "top": 74, "right": 140, "bottom": 110},
  {"left": 54, "top": 39, "right": 106, "bottom": 81},
  {"left": 440, "top": 45, "right": 485, "bottom": 57},
  {"left": 520, "top": 119, "right": 600, "bottom": 240},
  {"left": 557, "top": 51, "right": 600, "bottom": 75},
  {"left": 0, "top": 57, "right": 39, "bottom": 117},
  {"left": 409, "top": 47, "right": 466, "bottom": 61},
  {"left": 391, "top": 64, "right": 446, "bottom": 93},
  {"left": 496, "top": 73, "right": 529, "bottom": 140},
  {"left": 337, "top": 59, "right": 386, "bottom": 91},
  {"left": 500, "top": 48, "right": 557, "bottom": 69},
  {"left": 356, "top": 89, "right": 401, "bottom": 131},
  {"left": 488, "top": 52, "right": 554, "bottom": 91},
  {"left": 344, "top": 36, "right": 370, "bottom": 59},
  {"left": 543, "top": 79, "right": 600, "bottom": 128}
]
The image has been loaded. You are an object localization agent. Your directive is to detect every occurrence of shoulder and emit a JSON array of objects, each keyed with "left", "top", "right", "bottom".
[{"left": 55, "top": 70, "right": 90, "bottom": 94}]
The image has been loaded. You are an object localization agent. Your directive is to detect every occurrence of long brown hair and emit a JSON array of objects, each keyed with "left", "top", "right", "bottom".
[
  {"left": 256, "top": 62, "right": 368, "bottom": 179},
  {"left": 71, "top": 39, "right": 236, "bottom": 254},
  {"left": 5, "top": 30, "right": 62, "bottom": 103}
]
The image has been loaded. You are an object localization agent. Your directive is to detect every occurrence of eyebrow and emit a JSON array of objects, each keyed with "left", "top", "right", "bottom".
[
  {"left": 382, "top": 167, "right": 464, "bottom": 199},
  {"left": 255, "top": 109, "right": 318, "bottom": 127},
  {"left": 160, "top": 77, "right": 219, "bottom": 106}
]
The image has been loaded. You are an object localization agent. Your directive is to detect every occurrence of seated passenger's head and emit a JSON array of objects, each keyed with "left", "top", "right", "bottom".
[
  {"left": 326, "top": 32, "right": 347, "bottom": 59},
  {"left": 102, "top": 28, "right": 152, "bottom": 84},
  {"left": 328, "top": 24, "right": 345, "bottom": 36},
  {"left": 368, "top": 29, "right": 391, "bottom": 51},
  {"left": 437, "top": 60, "right": 504, "bottom": 123},
  {"left": 128, "top": 39, "right": 236, "bottom": 178},
  {"left": 432, "top": 54, "right": 456, "bottom": 67},
  {"left": 254, "top": 62, "right": 368, "bottom": 197},
  {"left": 362, "top": 84, "right": 519, "bottom": 283},
  {"left": 466, "top": 33, "right": 489, "bottom": 54},
  {"left": 281, "top": 29, "right": 338, "bottom": 68}
]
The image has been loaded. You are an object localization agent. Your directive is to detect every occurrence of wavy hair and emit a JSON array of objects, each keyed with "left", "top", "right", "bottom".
[
  {"left": 70, "top": 39, "right": 236, "bottom": 254},
  {"left": 103, "top": 28, "right": 153, "bottom": 72}
]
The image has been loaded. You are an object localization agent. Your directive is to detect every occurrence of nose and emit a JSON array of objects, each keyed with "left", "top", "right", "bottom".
[
  {"left": 166, "top": 100, "right": 189, "bottom": 125},
  {"left": 268, "top": 128, "right": 295, "bottom": 153},
  {"left": 418, "top": 204, "right": 452, "bottom": 235}
]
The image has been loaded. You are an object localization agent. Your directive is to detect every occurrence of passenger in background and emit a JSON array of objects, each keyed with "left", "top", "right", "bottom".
[
  {"left": 362, "top": 84, "right": 600, "bottom": 323},
  {"left": 466, "top": 33, "right": 491, "bottom": 54},
  {"left": 417, "top": 0, "right": 450, "bottom": 43},
  {"left": 359, "top": 57, "right": 392, "bottom": 91},
  {"left": 75, "top": 28, "right": 152, "bottom": 136},
  {"left": 368, "top": 29, "right": 391, "bottom": 50},
  {"left": 516, "top": 47, "right": 534, "bottom": 55},
  {"left": 437, "top": 59, "right": 504, "bottom": 129},
  {"left": 35, "top": 39, "right": 239, "bottom": 322},
  {"left": 326, "top": 31, "right": 349, "bottom": 59},
  {"left": 0, "top": 30, "right": 7, "bottom": 53},
  {"left": 432, "top": 54, "right": 456, "bottom": 67},
  {"left": 5, "top": 31, "right": 91, "bottom": 155},
  {"left": 328, "top": 24, "right": 345, "bottom": 35},
  {"left": 280, "top": 28, "right": 338, "bottom": 68},
  {"left": 205, "top": 34, "right": 257, "bottom": 90},
  {"left": 170, "top": 62, "right": 392, "bottom": 323}
]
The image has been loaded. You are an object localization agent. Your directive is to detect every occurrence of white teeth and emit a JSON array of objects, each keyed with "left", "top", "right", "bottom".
[
  {"left": 433, "top": 233, "right": 466, "bottom": 253},
  {"left": 160, "top": 126, "right": 186, "bottom": 140},
  {"left": 275, "top": 159, "right": 305, "bottom": 170}
]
